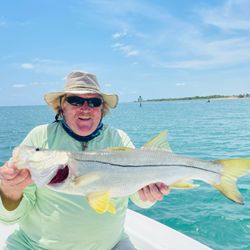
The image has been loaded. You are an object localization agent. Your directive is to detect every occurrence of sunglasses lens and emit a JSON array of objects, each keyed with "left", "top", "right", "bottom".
[
  {"left": 87, "top": 98, "right": 103, "bottom": 107},
  {"left": 66, "top": 96, "right": 102, "bottom": 108},
  {"left": 66, "top": 96, "right": 84, "bottom": 106}
]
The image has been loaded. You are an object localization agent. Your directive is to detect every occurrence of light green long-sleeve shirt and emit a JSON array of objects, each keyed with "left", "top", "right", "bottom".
[{"left": 0, "top": 122, "right": 153, "bottom": 250}]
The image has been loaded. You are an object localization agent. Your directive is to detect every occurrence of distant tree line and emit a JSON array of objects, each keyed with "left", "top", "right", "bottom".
[
  {"left": 136, "top": 93, "right": 250, "bottom": 102},
  {"left": 238, "top": 93, "right": 250, "bottom": 98}
]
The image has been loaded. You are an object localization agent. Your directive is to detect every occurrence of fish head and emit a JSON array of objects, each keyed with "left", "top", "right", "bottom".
[
  {"left": 12, "top": 145, "right": 68, "bottom": 168},
  {"left": 11, "top": 145, "right": 38, "bottom": 168},
  {"left": 11, "top": 145, "right": 70, "bottom": 187},
  {"left": 11, "top": 145, "right": 40, "bottom": 168}
]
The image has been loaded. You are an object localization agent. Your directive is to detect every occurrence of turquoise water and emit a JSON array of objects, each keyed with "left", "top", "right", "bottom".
[{"left": 1, "top": 99, "right": 250, "bottom": 249}]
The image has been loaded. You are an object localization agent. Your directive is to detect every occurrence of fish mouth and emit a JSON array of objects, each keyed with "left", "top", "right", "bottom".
[{"left": 48, "top": 165, "right": 69, "bottom": 185}]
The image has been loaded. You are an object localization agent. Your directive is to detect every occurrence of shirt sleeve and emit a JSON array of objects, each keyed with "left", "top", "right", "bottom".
[
  {"left": 0, "top": 185, "right": 37, "bottom": 224},
  {"left": 0, "top": 126, "right": 45, "bottom": 224},
  {"left": 21, "top": 125, "right": 48, "bottom": 147}
]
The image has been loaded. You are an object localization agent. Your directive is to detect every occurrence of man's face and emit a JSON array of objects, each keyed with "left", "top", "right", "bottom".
[{"left": 62, "top": 93, "right": 103, "bottom": 136}]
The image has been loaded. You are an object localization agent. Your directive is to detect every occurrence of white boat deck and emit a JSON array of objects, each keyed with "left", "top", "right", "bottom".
[
  {"left": 0, "top": 209, "right": 211, "bottom": 250},
  {"left": 125, "top": 209, "right": 211, "bottom": 250}
]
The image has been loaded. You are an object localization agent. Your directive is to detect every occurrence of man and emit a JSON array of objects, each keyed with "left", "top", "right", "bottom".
[{"left": 0, "top": 71, "right": 169, "bottom": 249}]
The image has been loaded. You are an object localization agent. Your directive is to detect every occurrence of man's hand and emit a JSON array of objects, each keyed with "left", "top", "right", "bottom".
[
  {"left": 0, "top": 162, "right": 32, "bottom": 210},
  {"left": 138, "top": 182, "right": 169, "bottom": 202}
]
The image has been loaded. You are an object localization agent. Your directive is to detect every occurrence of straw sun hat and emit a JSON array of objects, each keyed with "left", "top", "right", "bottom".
[{"left": 44, "top": 71, "right": 118, "bottom": 112}]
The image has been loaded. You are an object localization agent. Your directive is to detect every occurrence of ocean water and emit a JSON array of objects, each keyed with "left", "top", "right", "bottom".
[{"left": 1, "top": 99, "right": 250, "bottom": 249}]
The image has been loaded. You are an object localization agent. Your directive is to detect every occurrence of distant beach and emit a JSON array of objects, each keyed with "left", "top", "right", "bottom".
[{"left": 136, "top": 94, "right": 250, "bottom": 103}]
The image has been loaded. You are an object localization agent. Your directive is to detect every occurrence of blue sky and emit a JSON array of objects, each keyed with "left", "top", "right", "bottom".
[{"left": 0, "top": 0, "right": 250, "bottom": 106}]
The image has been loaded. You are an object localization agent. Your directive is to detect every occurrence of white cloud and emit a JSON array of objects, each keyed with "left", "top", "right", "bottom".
[
  {"left": 159, "top": 37, "right": 250, "bottom": 69},
  {"left": 83, "top": 0, "right": 250, "bottom": 69},
  {"left": 112, "top": 31, "right": 127, "bottom": 39},
  {"left": 17, "top": 58, "right": 98, "bottom": 76},
  {"left": 176, "top": 83, "right": 186, "bottom": 86},
  {"left": 199, "top": 0, "right": 250, "bottom": 31},
  {"left": 0, "top": 21, "right": 6, "bottom": 27},
  {"left": 13, "top": 84, "right": 26, "bottom": 88},
  {"left": 112, "top": 43, "right": 139, "bottom": 57},
  {"left": 10, "top": 82, "right": 46, "bottom": 90},
  {"left": 30, "top": 82, "right": 45, "bottom": 86},
  {"left": 21, "top": 63, "right": 34, "bottom": 69},
  {"left": 126, "top": 50, "right": 139, "bottom": 57},
  {"left": 0, "top": 16, "right": 7, "bottom": 27},
  {"left": 137, "top": 1, "right": 250, "bottom": 70}
]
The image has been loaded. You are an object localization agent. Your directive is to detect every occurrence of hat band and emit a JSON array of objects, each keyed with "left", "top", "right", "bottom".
[{"left": 65, "top": 85, "right": 100, "bottom": 92}]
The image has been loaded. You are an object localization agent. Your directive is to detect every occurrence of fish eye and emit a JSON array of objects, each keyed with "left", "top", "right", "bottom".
[{"left": 35, "top": 148, "right": 40, "bottom": 151}]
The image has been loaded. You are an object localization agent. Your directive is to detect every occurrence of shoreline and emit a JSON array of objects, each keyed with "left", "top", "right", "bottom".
[
  {"left": 140, "top": 95, "right": 250, "bottom": 103},
  {"left": 204, "top": 96, "right": 250, "bottom": 101}
]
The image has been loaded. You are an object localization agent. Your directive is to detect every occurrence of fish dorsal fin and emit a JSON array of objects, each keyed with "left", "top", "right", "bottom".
[
  {"left": 142, "top": 131, "right": 171, "bottom": 151},
  {"left": 87, "top": 192, "right": 116, "bottom": 214}
]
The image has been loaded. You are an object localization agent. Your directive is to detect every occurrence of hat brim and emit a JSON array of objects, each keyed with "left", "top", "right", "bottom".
[{"left": 44, "top": 90, "right": 118, "bottom": 112}]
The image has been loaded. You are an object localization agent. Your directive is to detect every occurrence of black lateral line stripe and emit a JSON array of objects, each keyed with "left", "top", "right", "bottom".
[{"left": 73, "top": 159, "right": 220, "bottom": 175}]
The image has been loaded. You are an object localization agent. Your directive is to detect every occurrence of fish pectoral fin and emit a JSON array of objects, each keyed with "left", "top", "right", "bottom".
[
  {"left": 107, "top": 147, "right": 133, "bottom": 151},
  {"left": 141, "top": 131, "right": 171, "bottom": 151},
  {"left": 87, "top": 192, "right": 116, "bottom": 214},
  {"left": 170, "top": 181, "right": 200, "bottom": 189},
  {"left": 73, "top": 173, "right": 100, "bottom": 187},
  {"left": 213, "top": 159, "right": 250, "bottom": 204}
]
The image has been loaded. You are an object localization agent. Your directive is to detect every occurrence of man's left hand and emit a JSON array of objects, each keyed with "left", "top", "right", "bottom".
[{"left": 138, "top": 182, "right": 169, "bottom": 202}]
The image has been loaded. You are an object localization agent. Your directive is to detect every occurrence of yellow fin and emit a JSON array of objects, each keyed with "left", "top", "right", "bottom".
[
  {"left": 87, "top": 192, "right": 116, "bottom": 214},
  {"left": 107, "top": 147, "right": 133, "bottom": 151},
  {"left": 170, "top": 181, "right": 200, "bottom": 189},
  {"left": 213, "top": 159, "right": 250, "bottom": 204},
  {"left": 142, "top": 131, "right": 171, "bottom": 151}
]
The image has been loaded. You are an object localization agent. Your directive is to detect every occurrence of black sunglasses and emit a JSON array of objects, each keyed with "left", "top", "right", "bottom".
[{"left": 65, "top": 96, "right": 103, "bottom": 108}]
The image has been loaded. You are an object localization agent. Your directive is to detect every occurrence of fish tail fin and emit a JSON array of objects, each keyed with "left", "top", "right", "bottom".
[{"left": 213, "top": 159, "right": 250, "bottom": 204}]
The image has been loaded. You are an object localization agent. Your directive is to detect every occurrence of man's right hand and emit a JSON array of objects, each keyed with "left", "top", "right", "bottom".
[{"left": 0, "top": 162, "right": 32, "bottom": 210}]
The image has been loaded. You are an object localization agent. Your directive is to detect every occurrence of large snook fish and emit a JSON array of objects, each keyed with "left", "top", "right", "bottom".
[{"left": 10, "top": 131, "right": 250, "bottom": 214}]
